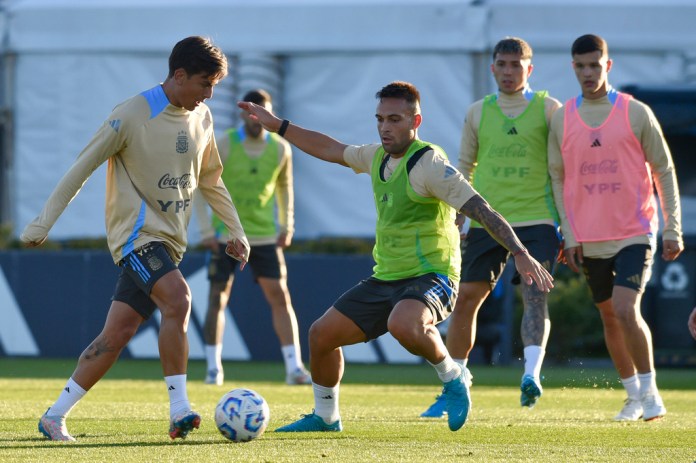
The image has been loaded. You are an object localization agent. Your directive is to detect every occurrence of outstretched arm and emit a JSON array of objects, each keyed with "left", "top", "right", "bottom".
[
  {"left": 460, "top": 194, "right": 554, "bottom": 292},
  {"left": 238, "top": 101, "right": 348, "bottom": 166}
]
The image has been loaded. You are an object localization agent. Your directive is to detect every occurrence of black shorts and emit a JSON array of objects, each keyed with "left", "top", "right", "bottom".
[
  {"left": 582, "top": 244, "right": 653, "bottom": 303},
  {"left": 112, "top": 241, "right": 178, "bottom": 319},
  {"left": 461, "top": 224, "right": 560, "bottom": 288},
  {"left": 207, "top": 243, "right": 284, "bottom": 282},
  {"left": 333, "top": 273, "right": 458, "bottom": 341}
]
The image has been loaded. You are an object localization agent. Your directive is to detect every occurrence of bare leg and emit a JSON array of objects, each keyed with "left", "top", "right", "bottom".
[
  {"left": 258, "top": 276, "right": 299, "bottom": 347},
  {"left": 520, "top": 283, "right": 550, "bottom": 348},
  {"left": 611, "top": 286, "right": 654, "bottom": 374},
  {"left": 595, "top": 299, "right": 636, "bottom": 379},
  {"left": 389, "top": 299, "right": 448, "bottom": 364},
  {"left": 203, "top": 279, "right": 233, "bottom": 345},
  {"left": 308, "top": 308, "right": 366, "bottom": 387},
  {"left": 148, "top": 269, "right": 192, "bottom": 376},
  {"left": 71, "top": 301, "right": 143, "bottom": 390},
  {"left": 445, "top": 281, "right": 491, "bottom": 359}
]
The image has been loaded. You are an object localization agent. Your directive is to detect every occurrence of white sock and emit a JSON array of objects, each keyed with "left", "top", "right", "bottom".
[
  {"left": 165, "top": 374, "right": 191, "bottom": 419},
  {"left": 49, "top": 377, "right": 87, "bottom": 417},
  {"left": 205, "top": 344, "right": 223, "bottom": 373},
  {"left": 281, "top": 344, "right": 303, "bottom": 374},
  {"left": 637, "top": 371, "right": 658, "bottom": 397},
  {"left": 523, "top": 345, "right": 544, "bottom": 381},
  {"left": 621, "top": 374, "right": 641, "bottom": 400},
  {"left": 429, "top": 356, "right": 462, "bottom": 383},
  {"left": 312, "top": 383, "right": 340, "bottom": 424},
  {"left": 453, "top": 358, "right": 468, "bottom": 369}
]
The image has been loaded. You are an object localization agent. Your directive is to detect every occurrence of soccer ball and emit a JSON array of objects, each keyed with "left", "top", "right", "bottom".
[{"left": 214, "top": 388, "right": 270, "bottom": 442}]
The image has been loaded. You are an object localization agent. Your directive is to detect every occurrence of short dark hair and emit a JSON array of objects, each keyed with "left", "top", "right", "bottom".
[
  {"left": 375, "top": 81, "right": 420, "bottom": 114},
  {"left": 242, "top": 89, "right": 272, "bottom": 106},
  {"left": 571, "top": 34, "right": 609, "bottom": 57},
  {"left": 492, "top": 37, "right": 533, "bottom": 60},
  {"left": 168, "top": 36, "right": 228, "bottom": 80}
]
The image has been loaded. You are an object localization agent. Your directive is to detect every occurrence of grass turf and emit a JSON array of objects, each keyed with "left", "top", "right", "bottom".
[{"left": 1, "top": 358, "right": 695, "bottom": 462}]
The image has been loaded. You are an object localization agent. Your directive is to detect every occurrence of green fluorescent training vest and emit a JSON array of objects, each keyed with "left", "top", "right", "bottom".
[
  {"left": 371, "top": 140, "right": 460, "bottom": 282},
  {"left": 472, "top": 91, "right": 558, "bottom": 226},
  {"left": 212, "top": 129, "right": 281, "bottom": 238}
]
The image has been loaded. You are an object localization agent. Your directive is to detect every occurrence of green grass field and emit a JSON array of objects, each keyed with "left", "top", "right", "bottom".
[{"left": 1, "top": 358, "right": 695, "bottom": 462}]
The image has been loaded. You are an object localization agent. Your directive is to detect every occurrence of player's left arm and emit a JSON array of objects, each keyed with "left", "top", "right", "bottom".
[
  {"left": 460, "top": 194, "right": 553, "bottom": 292},
  {"left": 633, "top": 100, "right": 683, "bottom": 261},
  {"left": 418, "top": 149, "right": 552, "bottom": 292}
]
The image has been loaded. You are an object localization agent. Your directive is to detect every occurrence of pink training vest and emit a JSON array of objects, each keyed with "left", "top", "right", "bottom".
[{"left": 561, "top": 92, "right": 658, "bottom": 242}]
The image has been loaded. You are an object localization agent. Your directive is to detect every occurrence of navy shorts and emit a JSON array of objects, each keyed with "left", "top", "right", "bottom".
[
  {"left": 461, "top": 224, "right": 560, "bottom": 288},
  {"left": 207, "top": 243, "right": 284, "bottom": 282},
  {"left": 112, "top": 241, "right": 178, "bottom": 319},
  {"left": 582, "top": 244, "right": 653, "bottom": 303},
  {"left": 333, "top": 272, "right": 458, "bottom": 340}
]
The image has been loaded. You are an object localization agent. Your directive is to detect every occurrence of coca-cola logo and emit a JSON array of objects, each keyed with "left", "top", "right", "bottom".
[
  {"left": 158, "top": 173, "right": 192, "bottom": 190},
  {"left": 580, "top": 160, "right": 618, "bottom": 175},
  {"left": 489, "top": 143, "right": 527, "bottom": 158}
]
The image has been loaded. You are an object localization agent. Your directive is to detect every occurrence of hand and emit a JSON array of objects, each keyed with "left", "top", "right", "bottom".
[
  {"left": 513, "top": 251, "right": 554, "bottom": 293},
  {"left": 237, "top": 101, "right": 281, "bottom": 133},
  {"left": 225, "top": 238, "right": 250, "bottom": 270},
  {"left": 662, "top": 239, "right": 683, "bottom": 261},
  {"left": 455, "top": 214, "right": 469, "bottom": 240},
  {"left": 563, "top": 246, "right": 583, "bottom": 273},
  {"left": 22, "top": 237, "right": 47, "bottom": 247},
  {"left": 277, "top": 232, "right": 292, "bottom": 248},
  {"left": 688, "top": 307, "right": 696, "bottom": 340},
  {"left": 20, "top": 225, "right": 47, "bottom": 248},
  {"left": 556, "top": 240, "right": 566, "bottom": 265}
]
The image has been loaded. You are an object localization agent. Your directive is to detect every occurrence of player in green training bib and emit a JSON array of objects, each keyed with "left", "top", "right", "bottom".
[
  {"left": 421, "top": 37, "right": 562, "bottom": 417},
  {"left": 239, "top": 80, "right": 553, "bottom": 433},
  {"left": 195, "top": 89, "right": 311, "bottom": 387}
]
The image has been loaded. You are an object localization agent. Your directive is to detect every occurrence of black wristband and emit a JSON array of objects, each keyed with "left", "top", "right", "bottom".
[{"left": 277, "top": 119, "right": 290, "bottom": 137}]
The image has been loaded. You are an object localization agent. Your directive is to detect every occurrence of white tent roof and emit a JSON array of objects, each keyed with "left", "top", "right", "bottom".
[
  {"left": 5, "top": 0, "right": 487, "bottom": 53},
  {"left": 3, "top": 0, "right": 696, "bottom": 239}
]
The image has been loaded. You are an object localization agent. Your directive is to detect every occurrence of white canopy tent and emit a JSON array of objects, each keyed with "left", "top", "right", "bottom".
[{"left": 2, "top": 0, "right": 695, "bottom": 240}]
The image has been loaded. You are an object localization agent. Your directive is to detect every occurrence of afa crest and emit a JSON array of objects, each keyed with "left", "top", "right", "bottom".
[{"left": 176, "top": 130, "right": 189, "bottom": 154}]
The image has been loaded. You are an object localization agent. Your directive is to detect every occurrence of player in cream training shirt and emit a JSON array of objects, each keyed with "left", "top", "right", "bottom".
[
  {"left": 21, "top": 36, "right": 249, "bottom": 443},
  {"left": 21, "top": 67, "right": 247, "bottom": 264}
]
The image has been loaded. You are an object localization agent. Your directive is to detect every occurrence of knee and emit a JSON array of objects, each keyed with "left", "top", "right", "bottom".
[
  {"left": 308, "top": 320, "right": 336, "bottom": 352},
  {"left": 387, "top": 318, "right": 417, "bottom": 344},
  {"left": 92, "top": 323, "right": 138, "bottom": 354},
  {"left": 160, "top": 286, "right": 192, "bottom": 322}
]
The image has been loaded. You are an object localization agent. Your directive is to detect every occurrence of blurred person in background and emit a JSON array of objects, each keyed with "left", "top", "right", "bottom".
[{"left": 195, "top": 88, "right": 311, "bottom": 386}]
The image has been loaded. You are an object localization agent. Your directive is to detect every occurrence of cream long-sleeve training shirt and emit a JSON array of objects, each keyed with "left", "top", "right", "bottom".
[{"left": 21, "top": 85, "right": 248, "bottom": 264}]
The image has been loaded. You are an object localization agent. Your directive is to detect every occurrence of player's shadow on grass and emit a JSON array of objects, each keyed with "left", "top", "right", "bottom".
[{"left": 5, "top": 433, "right": 355, "bottom": 447}]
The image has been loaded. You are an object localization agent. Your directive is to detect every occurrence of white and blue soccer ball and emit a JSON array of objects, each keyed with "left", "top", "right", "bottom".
[{"left": 214, "top": 388, "right": 270, "bottom": 442}]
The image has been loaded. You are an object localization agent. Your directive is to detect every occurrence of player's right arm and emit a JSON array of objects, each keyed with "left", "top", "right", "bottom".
[
  {"left": 21, "top": 115, "right": 125, "bottom": 246},
  {"left": 547, "top": 107, "right": 583, "bottom": 272},
  {"left": 457, "top": 102, "right": 481, "bottom": 182},
  {"left": 238, "top": 101, "right": 348, "bottom": 166}
]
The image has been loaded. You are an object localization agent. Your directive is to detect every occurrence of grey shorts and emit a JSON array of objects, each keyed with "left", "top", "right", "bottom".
[
  {"left": 112, "top": 241, "right": 178, "bottom": 319},
  {"left": 582, "top": 244, "right": 653, "bottom": 303},
  {"left": 207, "top": 243, "right": 284, "bottom": 282},
  {"left": 333, "top": 272, "right": 458, "bottom": 340}
]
